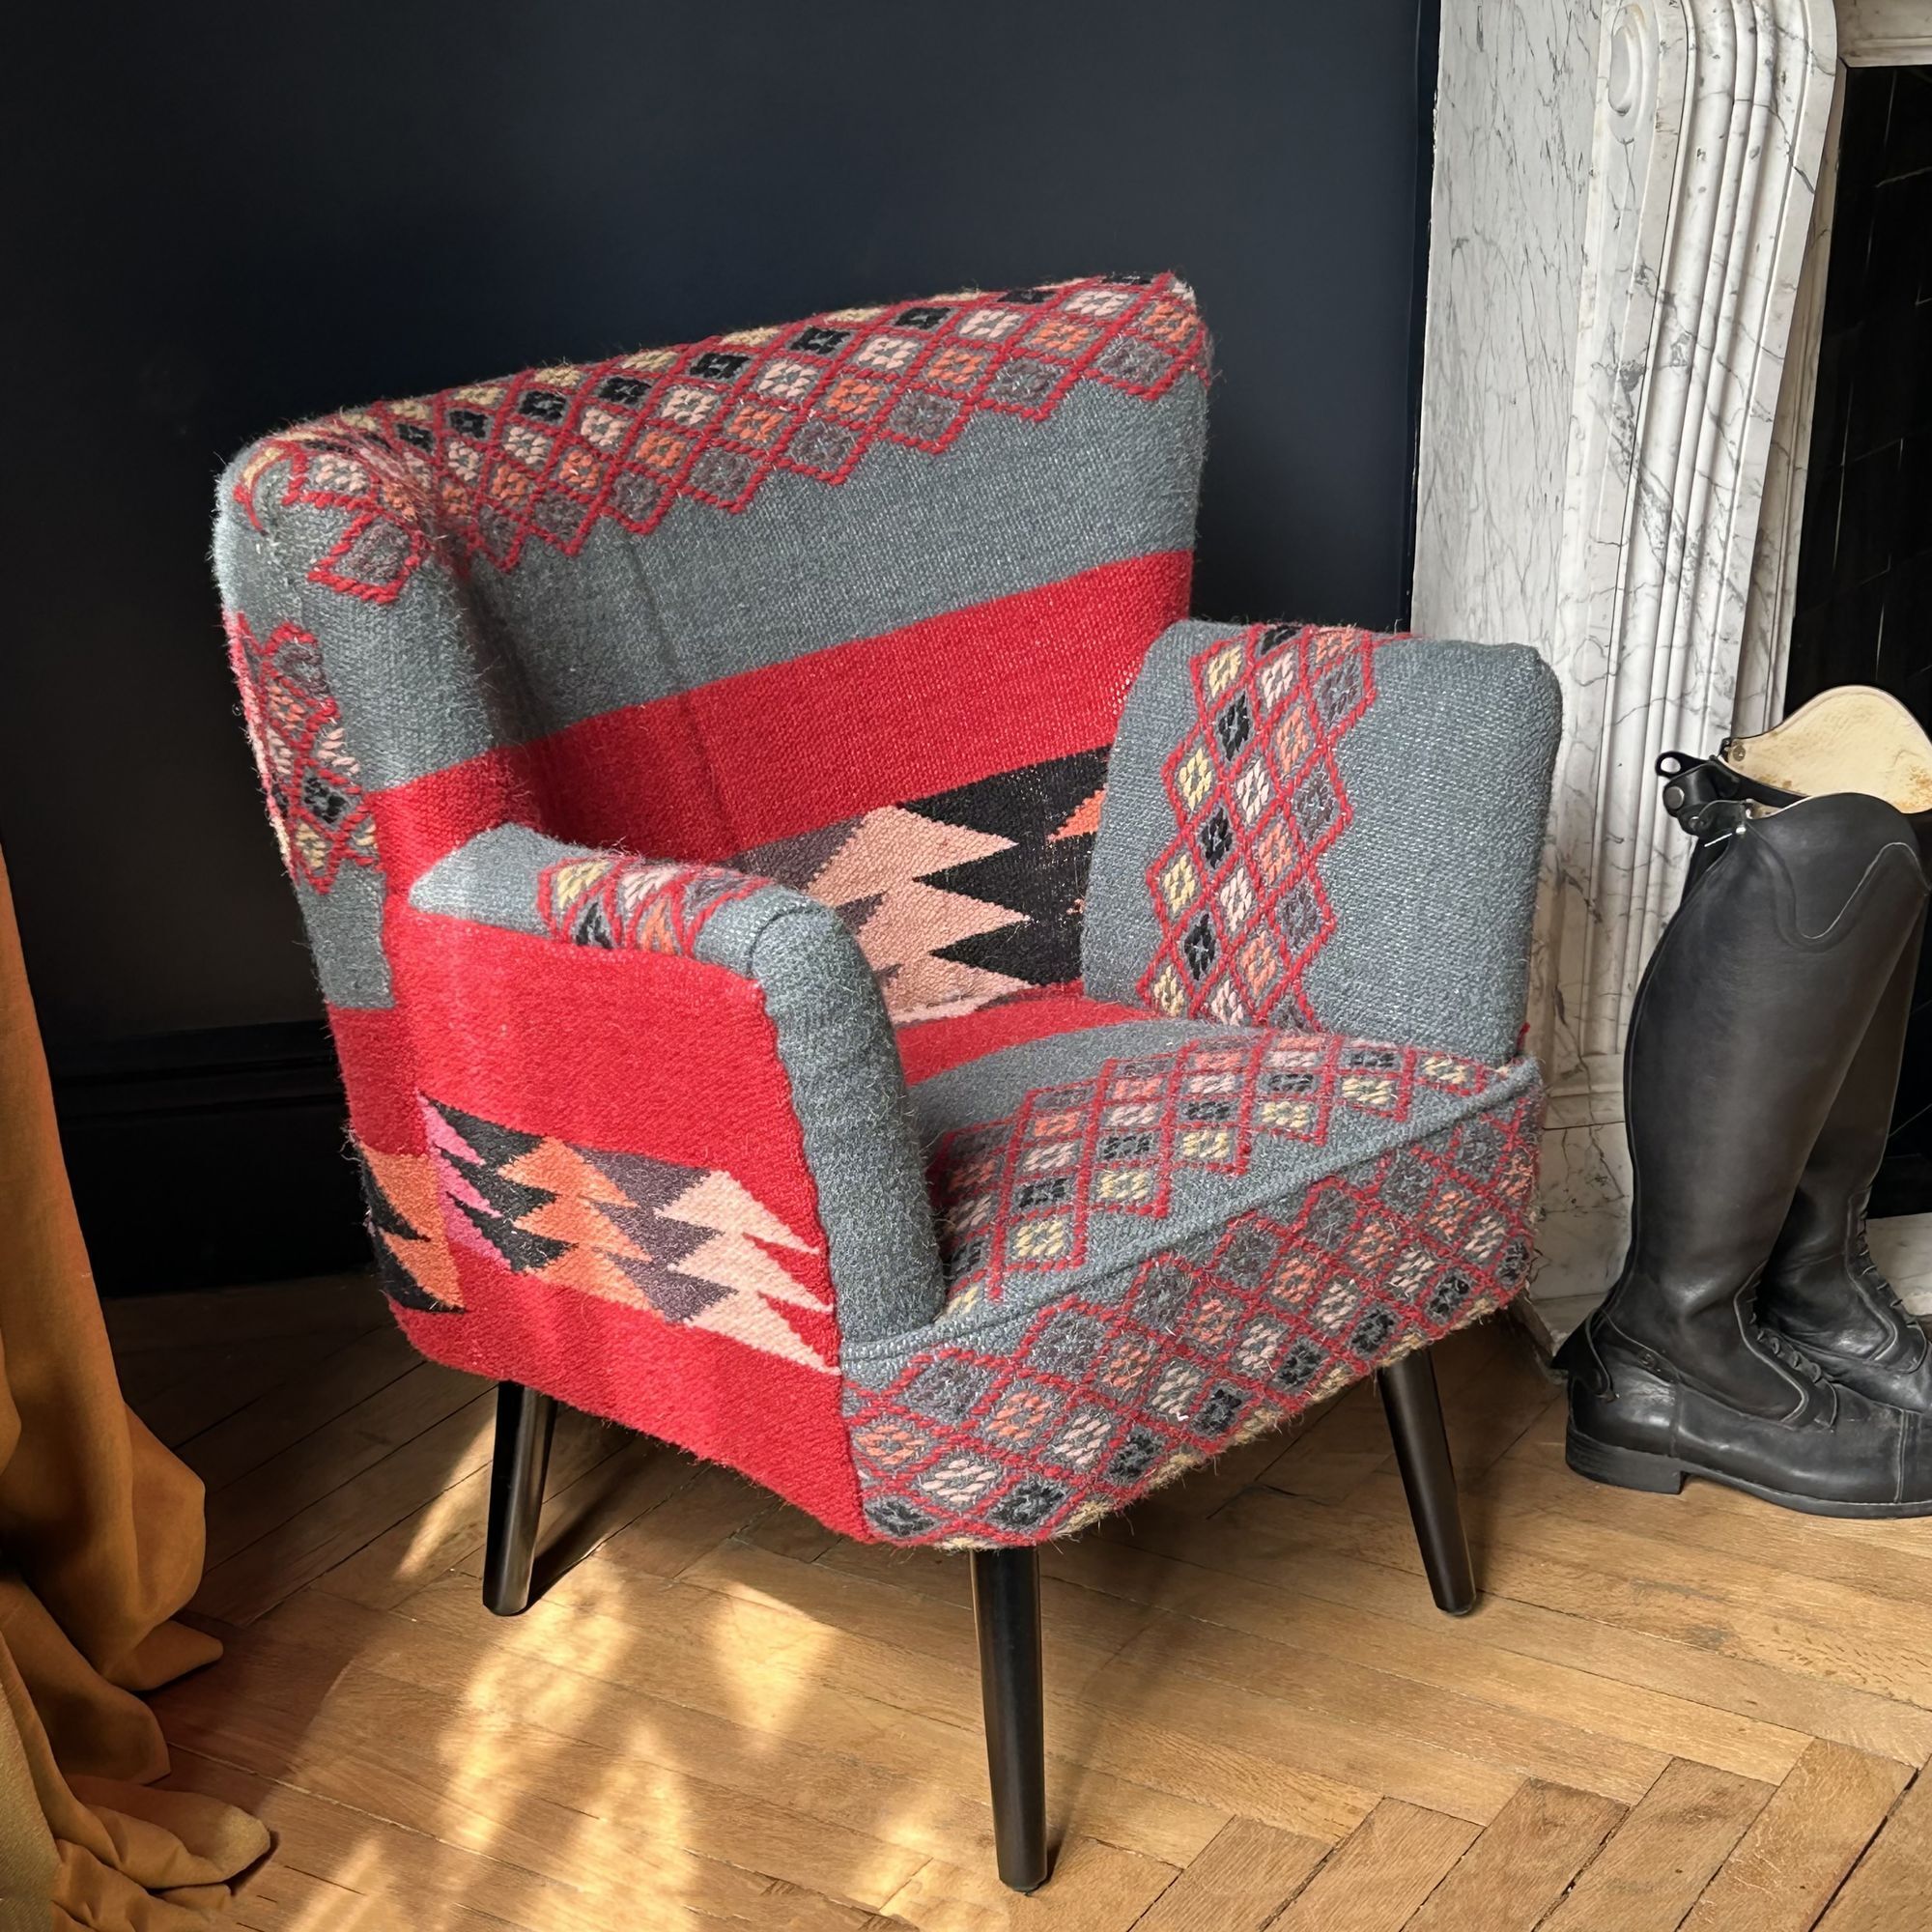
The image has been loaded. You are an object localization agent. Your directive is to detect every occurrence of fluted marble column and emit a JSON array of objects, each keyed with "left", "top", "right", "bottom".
[{"left": 1413, "top": 0, "right": 1838, "bottom": 1337}]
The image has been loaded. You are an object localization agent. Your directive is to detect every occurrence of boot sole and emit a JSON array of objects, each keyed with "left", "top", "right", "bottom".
[{"left": 1565, "top": 1424, "right": 1932, "bottom": 1519}]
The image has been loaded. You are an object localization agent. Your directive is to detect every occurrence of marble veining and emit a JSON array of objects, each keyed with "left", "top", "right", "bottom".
[{"left": 1415, "top": 0, "right": 1837, "bottom": 1315}]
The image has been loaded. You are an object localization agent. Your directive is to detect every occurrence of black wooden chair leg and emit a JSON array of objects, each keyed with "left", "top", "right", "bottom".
[
  {"left": 970, "top": 1546, "right": 1049, "bottom": 1892},
  {"left": 482, "top": 1382, "right": 555, "bottom": 1616},
  {"left": 1378, "top": 1348, "right": 1477, "bottom": 1616}
]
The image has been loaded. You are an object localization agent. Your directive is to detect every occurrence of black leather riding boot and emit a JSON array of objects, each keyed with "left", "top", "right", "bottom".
[
  {"left": 1757, "top": 913, "right": 1932, "bottom": 1411},
  {"left": 1557, "top": 791, "right": 1932, "bottom": 1516}
]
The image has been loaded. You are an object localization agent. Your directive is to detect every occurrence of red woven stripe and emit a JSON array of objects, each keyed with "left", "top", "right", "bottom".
[
  {"left": 345, "top": 910, "right": 865, "bottom": 1535},
  {"left": 895, "top": 988, "right": 1147, "bottom": 1086},
  {"left": 384, "top": 903, "right": 824, "bottom": 1240},
  {"left": 391, "top": 1249, "right": 867, "bottom": 1536},
  {"left": 370, "top": 552, "right": 1189, "bottom": 884},
  {"left": 328, "top": 1003, "right": 419, "bottom": 1149}
]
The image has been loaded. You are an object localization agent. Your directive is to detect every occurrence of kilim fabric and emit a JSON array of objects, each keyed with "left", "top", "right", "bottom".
[
  {"left": 739, "top": 748, "right": 1108, "bottom": 1023},
  {"left": 211, "top": 271, "right": 1561, "bottom": 1545},
  {"left": 229, "top": 276, "right": 1208, "bottom": 607},
  {"left": 844, "top": 1083, "right": 1542, "bottom": 1545},
  {"left": 424, "top": 1095, "right": 832, "bottom": 1370},
  {"left": 225, "top": 611, "right": 377, "bottom": 893},
  {"left": 1085, "top": 619, "right": 1564, "bottom": 1066},
  {"left": 924, "top": 1025, "right": 1502, "bottom": 1319},
  {"left": 1134, "top": 620, "right": 1380, "bottom": 1028},
  {"left": 538, "top": 854, "right": 762, "bottom": 955}
]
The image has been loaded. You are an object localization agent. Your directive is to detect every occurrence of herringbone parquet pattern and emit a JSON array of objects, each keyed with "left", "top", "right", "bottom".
[{"left": 107, "top": 1277, "right": 1932, "bottom": 1930}]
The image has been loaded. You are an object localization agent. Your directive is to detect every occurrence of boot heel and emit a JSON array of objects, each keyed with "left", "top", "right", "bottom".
[{"left": 1565, "top": 1425, "right": 1688, "bottom": 1495}]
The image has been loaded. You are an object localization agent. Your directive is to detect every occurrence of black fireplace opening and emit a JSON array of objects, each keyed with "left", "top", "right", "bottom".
[{"left": 1783, "top": 63, "right": 1932, "bottom": 1215}]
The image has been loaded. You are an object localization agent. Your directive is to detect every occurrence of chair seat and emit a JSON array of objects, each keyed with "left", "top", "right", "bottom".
[{"left": 840, "top": 992, "right": 1541, "bottom": 1544}]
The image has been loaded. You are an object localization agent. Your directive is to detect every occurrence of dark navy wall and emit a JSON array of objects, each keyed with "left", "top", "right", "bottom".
[{"left": 3, "top": 2, "right": 1435, "bottom": 1284}]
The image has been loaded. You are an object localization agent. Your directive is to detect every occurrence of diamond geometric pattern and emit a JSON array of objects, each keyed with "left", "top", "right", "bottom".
[
  {"left": 1140, "top": 621, "right": 1386, "bottom": 1028},
  {"left": 230, "top": 272, "right": 1208, "bottom": 606},
  {"left": 225, "top": 612, "right": 379, "bottom": 893},
  {"left": 848, "top": 1086, "right": 1541, "bottom": 1545},
  {"left": 422, "top": 1095, "right": 834, "bottom": 1372},
  {"left": 539, "top": 853, "right": 761, "bottom": 955},
  {"left": 929, "top": 1029, "right": 1497, "bottom": 1316}
]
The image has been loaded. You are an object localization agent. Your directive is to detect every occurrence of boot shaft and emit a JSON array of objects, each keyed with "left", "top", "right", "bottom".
[
  {"left": 1605, "top": 789, "right": 1926, "bottom": 1415},
  {"left": 1704, "top": 694, "right": 1932, "bottom": 1381}
]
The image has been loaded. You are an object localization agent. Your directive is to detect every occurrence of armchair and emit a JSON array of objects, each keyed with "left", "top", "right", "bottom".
[{"left": 213, "top": 271, "right": 1559, "bottom": 1892}]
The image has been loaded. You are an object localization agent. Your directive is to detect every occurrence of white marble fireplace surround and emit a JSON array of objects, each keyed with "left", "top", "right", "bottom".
[{"left": 1413, "top": 0, "right": 1932, "bottom": 1343}]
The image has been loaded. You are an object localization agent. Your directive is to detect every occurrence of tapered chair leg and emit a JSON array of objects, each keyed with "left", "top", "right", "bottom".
[
  {"left": 482, "top": 1382, "right": 555, "bottom": 1617},
  {"left": 1378, "top": 1349, "right": 1476, "bottom": 1615},
  {"left": 970, "top": 1547, "right": 1049, "bottom": 1892}
]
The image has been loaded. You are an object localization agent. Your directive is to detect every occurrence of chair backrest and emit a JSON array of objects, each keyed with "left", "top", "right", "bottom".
[{"left": 214, "top": 272, "right": 1209, "bottom": 1029}]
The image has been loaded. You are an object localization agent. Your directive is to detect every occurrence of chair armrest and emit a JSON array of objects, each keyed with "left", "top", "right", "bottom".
[
  {"left": 1083, "top": 619, "right": 1560, "bottom": 1065},
  {"left": 399, "top": 824, "right": 943, "bottom": 1346}
]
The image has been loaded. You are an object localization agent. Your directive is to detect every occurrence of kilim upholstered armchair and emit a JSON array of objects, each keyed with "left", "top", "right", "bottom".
[{"left": 213, "top": 271, "right": 1560, "bottom": 1893}]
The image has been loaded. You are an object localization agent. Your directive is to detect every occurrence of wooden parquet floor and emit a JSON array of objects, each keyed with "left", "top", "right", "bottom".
[{"left": 107, "top": 1275, "right": 1932, "bottom": 1931}]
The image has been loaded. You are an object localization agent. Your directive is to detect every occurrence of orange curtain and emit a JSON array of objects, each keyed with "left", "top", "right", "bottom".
[{"left": 0, "top": 848, "right": 269, "bottom": 1929}]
